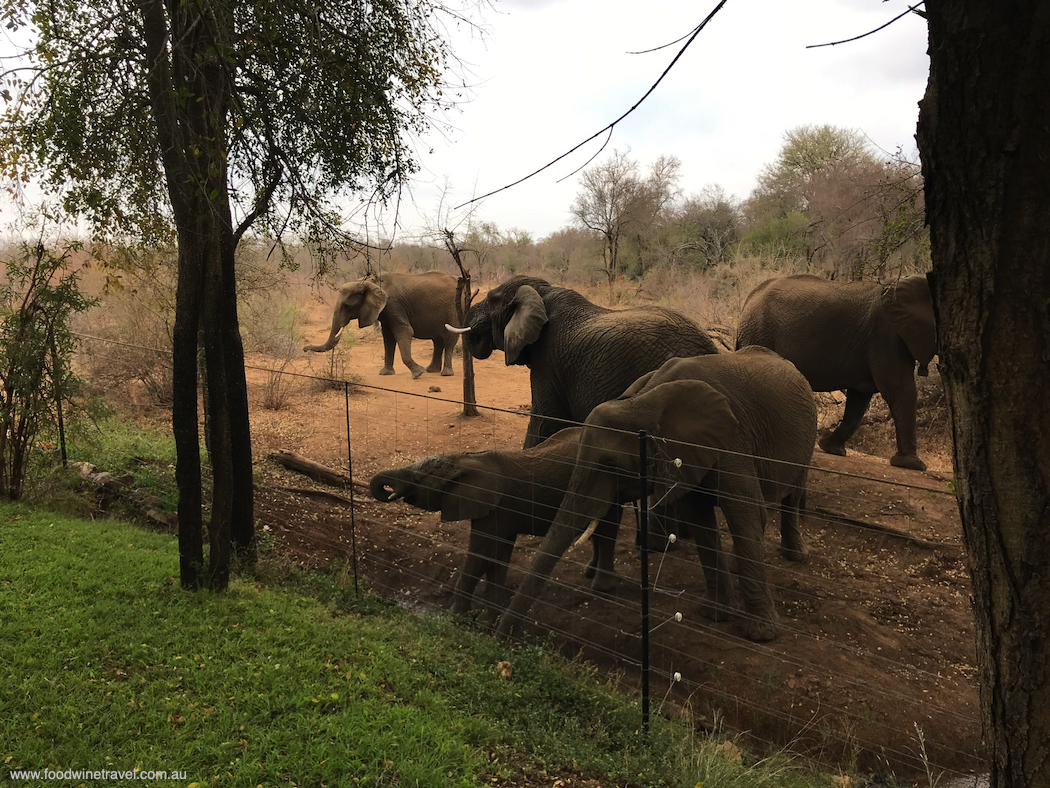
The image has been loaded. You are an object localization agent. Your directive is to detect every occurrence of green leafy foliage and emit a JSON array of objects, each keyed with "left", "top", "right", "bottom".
[{"left": 0, "top": 240, "right": 95, "bottom": 499}]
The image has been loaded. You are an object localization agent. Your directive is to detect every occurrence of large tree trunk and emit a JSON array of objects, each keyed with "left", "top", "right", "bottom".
[
  {"left": 917, "top": 4, "right": 1050, "bottom": 786},
  {"left": 142, "top": 0, "right": 255, "bottom": 590}
]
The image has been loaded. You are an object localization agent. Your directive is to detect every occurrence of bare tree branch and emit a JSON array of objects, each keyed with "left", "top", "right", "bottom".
[
  {"left": 807, "top": 2, "right": 926, "bottom": 49},
  {"left": 454, "top": 0, "right": 730, "bottom": 210}
]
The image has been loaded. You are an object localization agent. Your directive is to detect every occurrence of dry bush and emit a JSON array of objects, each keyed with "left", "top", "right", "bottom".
[
  {"left": 307, "top": 341, "right": 360, "bottom": 392},
  {"left": 75, "top": 264, "right": 176, "bottom": 407}
]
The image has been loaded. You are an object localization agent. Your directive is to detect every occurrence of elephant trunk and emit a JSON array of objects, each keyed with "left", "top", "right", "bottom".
[
  {"left": 369, "top": 467, "right": 446, "bottom": 511},
  {"left": 304, "top": 309, "right": 348, "bottom": 353},
  {"left": 369, "top": 471, "right": 402, "bottom": 502}
]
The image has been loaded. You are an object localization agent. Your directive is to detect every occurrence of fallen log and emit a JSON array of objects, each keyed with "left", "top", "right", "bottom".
[{"left": 268, "top": 451, "right": 370, "bottom": 491}]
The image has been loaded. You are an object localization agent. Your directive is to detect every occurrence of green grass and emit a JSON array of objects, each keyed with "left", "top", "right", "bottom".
[
  {"left": 25, "top": 414, "right": 182, "bottom": 519},
  {"left": 0, "top": 506, "right": 837, "bottom": 788}
]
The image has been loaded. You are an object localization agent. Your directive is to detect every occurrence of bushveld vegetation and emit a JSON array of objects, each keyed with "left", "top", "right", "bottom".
[{"left": 0, "top": 124, "right": 945, "bottom": 787}]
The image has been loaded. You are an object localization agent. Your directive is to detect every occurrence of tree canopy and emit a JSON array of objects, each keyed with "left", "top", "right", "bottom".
[
  {"left": 1, "top": 0, "right": 480, "bottom": 587},
  {"left": 2, "top": 0, "right": 463, "bottom": 250}
]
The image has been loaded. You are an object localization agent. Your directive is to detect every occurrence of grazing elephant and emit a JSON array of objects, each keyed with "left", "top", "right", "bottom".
[
  {"left": 497, "top": 347, "right": 817, "bottom": 643},
  {"left": 735, "top": 273, "right": 936, "bottom": 471},
  {"left": 305, "top": 271, "right": 462, "bottom": 379},
  {"left": 368, "top": 427, "right": 624, "bottom": 614},
  {"left": 448, "top": 276, "right": 719, "bottom": 447}
]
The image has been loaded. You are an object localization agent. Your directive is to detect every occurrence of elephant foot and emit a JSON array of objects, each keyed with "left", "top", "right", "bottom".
[
  {"left": 818, "top": 435, "right": 848, "bottom": 456},
  {"left": 780, "top": 541, "right": 807, "bottom": 562},
  {"left": 590, "top": 571, "right": 618, "bottom": 594},
  {"left": 744, "top": 610, "right": 779, "bottom": 642},
  {"left": 378, "top": 367, "right": 396, "bottom": 376},
  {"left": 425, "top": 364, "right": 442, "bottom": 373},
  {"left": 891, "top": 452, "right": 927, "bottom": 472},
  {"left": 410, "top": 367, "right": 425, "bottom": 380},
  {"left": 440, "top": 368, "right": 454, "bottom": 376}
]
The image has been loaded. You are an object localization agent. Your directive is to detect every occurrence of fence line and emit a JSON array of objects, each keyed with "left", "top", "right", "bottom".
[{"left": 67, "top": 332, "right": 976, "bottom": 781}]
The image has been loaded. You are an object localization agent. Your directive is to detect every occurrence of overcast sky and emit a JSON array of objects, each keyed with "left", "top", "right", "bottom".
[
  {"left": 0, "top": 1, "right": 930, "bottom": 245},
  {"left": 382, "top": 0, "right": 930, "bottom": 242}
]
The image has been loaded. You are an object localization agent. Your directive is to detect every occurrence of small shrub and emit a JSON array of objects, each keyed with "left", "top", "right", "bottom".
[{"left": 0, "top": 240, "right": 95, "bottom": 499}]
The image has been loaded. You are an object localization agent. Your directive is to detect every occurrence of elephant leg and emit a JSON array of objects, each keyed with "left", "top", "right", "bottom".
[
  {"left": 390, "top": 323, "right": 425, "bottom": 379},
  {"left": 378, "top": 322, "right": 399, "bottom": 376},
  {"left": 497, "top": 511, "right": 583, "bottom": 637},
  {"left": 818, "top": 389, "right": 873, "bottom": 456},
  {"left": 881, "top": 374, "right": 927, "bottom": 471},
  {"left": 425, "top": 339, "right": 444, "bottom": 373},
  {"left": 478, "top": 537, "right": 517, "bottom": 617},
  {"left": 778, "top": 487, "right": 807, "bottom": 562},
  {"left": 718, "top": 483, "right": 778, "bottom": 642},
  {"left": 455, "top": 529, "right": 513, "bottom": 614},
  {"left": 586, "top": 508, "right": 622, "bottom": 593},
  {"left": 677, "top": 495, "right": 733, "bottom": 621},
  {"left": 441, "top": 333, "right": 457, "bottom": 376}
]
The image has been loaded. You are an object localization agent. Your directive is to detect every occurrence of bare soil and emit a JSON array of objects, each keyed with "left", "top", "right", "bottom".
[{"left": 241, "top": 302, "right": 983, "bottom": 785}]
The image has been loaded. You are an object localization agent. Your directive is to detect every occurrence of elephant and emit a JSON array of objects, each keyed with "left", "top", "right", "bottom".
[
  {"left": 368, "top": 427, "right": 624, "bottom": 615},
  {"left": 448, "top": 276, "right": 720, "bottom": 448},
  {"left": 734, "top": 273, "right": 936, "bottom": 471},
  {"left": 304, "top": 271, "right": 462, "bottom": 379},
  {"left": 496, "top": 346, "right": 817, "bottom": 643}
]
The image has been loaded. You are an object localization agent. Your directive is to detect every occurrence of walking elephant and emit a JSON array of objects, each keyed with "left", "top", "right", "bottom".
[
  {"left": 368, "top": 427, "right": 624, "bottom": 615},
  {"left": 497, "top": 346, "right": 817, "bottom": 643},
  {"left": 448, "top": 276, "right": 719, "bottom": 447},
  {"left": 305, "top": 271, "right": 462, "bottom": 379},
  {"left": 735, "top": 273, "right": 936, "bottom": 471}
]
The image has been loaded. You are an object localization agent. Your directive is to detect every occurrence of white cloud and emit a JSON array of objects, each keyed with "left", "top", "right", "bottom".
[{"left": 387, "top": 0, "right": 930, "bottom": 241}]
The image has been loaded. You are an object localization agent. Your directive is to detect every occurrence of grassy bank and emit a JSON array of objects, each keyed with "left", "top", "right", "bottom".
[{"left": 0, "top": 507, "right": 836, "bottom": 787}]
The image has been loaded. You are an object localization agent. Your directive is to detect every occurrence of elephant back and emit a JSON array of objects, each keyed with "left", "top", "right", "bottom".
[{"left": 542, "top": 300, "right": 720, "bottom": 422}]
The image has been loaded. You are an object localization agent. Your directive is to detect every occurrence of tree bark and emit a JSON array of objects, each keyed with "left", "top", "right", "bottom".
[
  {"left": 140, "top": 0, "right": 255, "bottom": 590},
  {"left": 917, "top": 4, "right": 1050, "bottom": 786}
]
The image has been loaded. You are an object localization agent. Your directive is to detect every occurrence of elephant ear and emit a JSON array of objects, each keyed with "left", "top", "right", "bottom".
[
  {"left": 358, "top": 279, "right": 388, "bottom": 328},
  {"left": 503, "top": 285, "right": 548, "bottom": 365},
  {"left": 882, "top": 275, "right": 937, "bottom": 374},
  {"left": 439, "top": 465, "right": 504, "bottom": 522},
  {"left": 643, "top": 379, "right": 740, "bottom": 506}
]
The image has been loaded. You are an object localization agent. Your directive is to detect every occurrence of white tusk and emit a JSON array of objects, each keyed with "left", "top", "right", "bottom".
[
  {"left": 571, "top": 518, "right": 600, "bottom": 550},
  {"left": 446, "top": 324, "right": 471, "bottom": 334}
]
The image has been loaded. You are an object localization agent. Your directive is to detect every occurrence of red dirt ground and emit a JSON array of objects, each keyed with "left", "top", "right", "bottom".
[{"left": 242, "top": 303, "right": 983, "bottom": 785}]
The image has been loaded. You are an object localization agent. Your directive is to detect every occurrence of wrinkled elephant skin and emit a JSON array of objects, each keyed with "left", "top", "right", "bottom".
[
  {"left": 456, "top": 276, "right": 720, "bottom": 448},
  {"left": 497, "top": 347, "right": 817, "bottom": 643},
  {"left": 735, "top": 273, "right": 936, "bottom": 471}
]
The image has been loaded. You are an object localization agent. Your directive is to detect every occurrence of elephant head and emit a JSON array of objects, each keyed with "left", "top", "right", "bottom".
[
  {"left": 882, "top": 275, "right": 936, "bottom": 376},
  {"left": 304, "top": 278, "right": 388, "bottom": 353},
  {"left": 453, "top": 276, "right": 549, "bottom": 365},
  {"left": 369, "top": 454, "right": 502, "bottom": 522}
]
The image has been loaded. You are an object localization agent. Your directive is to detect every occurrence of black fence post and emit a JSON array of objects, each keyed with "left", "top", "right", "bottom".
[
  {"left": 345, "top": 381, "right": 359, "bottom": 595},
  {"left": 639, "top": 430, "right": 650, "bottom": 734}
]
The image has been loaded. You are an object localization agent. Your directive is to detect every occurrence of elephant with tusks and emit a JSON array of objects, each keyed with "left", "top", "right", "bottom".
[
  {"left": 447, "top": 276, "right": 719, "bottom": 448},
  {"left": 306, "top": 271, "right": 462, "bottom": 379}
]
